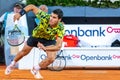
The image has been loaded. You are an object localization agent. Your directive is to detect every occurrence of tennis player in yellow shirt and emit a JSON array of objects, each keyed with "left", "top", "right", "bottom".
[{"left": 5, "top": 4, "right": 64, "bottom": 79}]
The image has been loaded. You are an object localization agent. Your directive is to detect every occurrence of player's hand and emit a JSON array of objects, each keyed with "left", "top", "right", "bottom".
[
  {"left": 37, "top": 42, "right": 46, "bottom": 51},
  {"left": 14, "top": 13, "right": 21, "bottom": 22}
]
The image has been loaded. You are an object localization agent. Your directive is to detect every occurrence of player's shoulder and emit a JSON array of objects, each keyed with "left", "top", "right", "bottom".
[
  {"left": 58, "top": 22, "right": 64, "bottom": 30},
  {"left": 59, "top": 22, "right": 64, "bottom": 27}
]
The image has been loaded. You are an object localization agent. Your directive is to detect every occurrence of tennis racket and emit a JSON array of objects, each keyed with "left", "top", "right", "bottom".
[
  {"left": 7, "top": 20, "right": 25, "bottom": 46},
  {"left": 48, "top": 50, "right": 66, "bottom": 71}
]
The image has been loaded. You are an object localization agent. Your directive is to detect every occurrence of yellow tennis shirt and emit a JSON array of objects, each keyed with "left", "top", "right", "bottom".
[{"left": 32, "top": 10, "right": 64, "bottom": 40}]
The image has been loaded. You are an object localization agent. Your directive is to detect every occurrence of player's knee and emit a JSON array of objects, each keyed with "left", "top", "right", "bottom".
[{"left": 48, "top": 57, "right": 55, "bottom": 63}]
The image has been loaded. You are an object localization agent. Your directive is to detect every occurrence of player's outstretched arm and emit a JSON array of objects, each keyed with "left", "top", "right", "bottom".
[
  {"left": 23, "top": 4, "right": 40, "bottom": 14},
  {"left": 14, "top": 4, "right": 40, "bottom": 21}
]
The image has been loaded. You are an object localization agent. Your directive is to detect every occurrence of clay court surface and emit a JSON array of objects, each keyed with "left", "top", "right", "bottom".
[{"left": 1, "top": 65, "right": 120, "bottom": 80}]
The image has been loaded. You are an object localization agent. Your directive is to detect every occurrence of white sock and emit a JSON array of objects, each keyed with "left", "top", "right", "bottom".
[
  {"left": 11, "top": 61, "right": 16, "bottom": 66},
  {"left": 34, "top": 65, "right": 41, "bottom": 71}
]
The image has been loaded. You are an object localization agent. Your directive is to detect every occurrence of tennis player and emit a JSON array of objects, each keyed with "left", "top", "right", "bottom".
[{"left": 5, "top": 4, "right": 64, "bottom": 79}]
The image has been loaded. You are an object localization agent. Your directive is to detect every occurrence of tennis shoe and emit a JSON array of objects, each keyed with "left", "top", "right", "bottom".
[
  {"left": 31, "top": 68, "right": 43, "bottom": 79},
  {"left": 5, "top": 64, "right": 15, "bottom": 75}
]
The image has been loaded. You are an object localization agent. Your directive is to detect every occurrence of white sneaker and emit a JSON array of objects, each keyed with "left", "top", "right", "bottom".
[
  {"left": 30, "top": 68, "right": 43, "bottom": 79},
  {"left": 5, "top": 64, "right": 15, "bottom": 75}
]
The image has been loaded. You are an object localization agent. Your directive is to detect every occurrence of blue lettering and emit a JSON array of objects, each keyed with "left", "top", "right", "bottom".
[
  {"left": 99, "top": 27, "right": 105, "bottom": 36},
  {"left": 93, "top": 30, "right": 99, "bottom": 36},
  {"left": 65, "top": 27, "right": 105, "bottom": 37},
  {"left": 65, "top": 30, "right": 71, "bottom": 35},
  {"left": 85, "top": 30, "right": 92, "bottom": 37},
  {"left": 78, "top": 27, "right": 84, "bottom": 36},
  {"left": 64, "top": 55, "right": 72, "bottom": 60},
  {"left": 81, "top": 54, "right": 112, "bottom": 62}
]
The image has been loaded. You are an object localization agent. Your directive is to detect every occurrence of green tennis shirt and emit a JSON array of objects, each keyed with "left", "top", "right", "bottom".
[{"left": 32, "top": 10, "right": 65, "bottom": 40}]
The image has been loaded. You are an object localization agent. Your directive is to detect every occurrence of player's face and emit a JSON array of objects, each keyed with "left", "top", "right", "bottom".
[{"left": 49, "top": 13, "right": 61, "bottom": 27}]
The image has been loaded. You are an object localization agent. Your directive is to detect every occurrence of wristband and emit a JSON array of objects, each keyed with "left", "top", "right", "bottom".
[{"left": 19, "top": 9, "right": 26, "bottom": 16}]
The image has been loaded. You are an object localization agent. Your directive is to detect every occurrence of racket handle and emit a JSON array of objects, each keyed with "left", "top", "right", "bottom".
[{"left": 15, "top": 20, "right": 18, "bottom": 25}]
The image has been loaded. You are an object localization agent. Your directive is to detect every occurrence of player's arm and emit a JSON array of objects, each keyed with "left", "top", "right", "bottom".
[
  {"left": 37, "top": 37, "right": 63, "bottom": 51},
  {"left": 45, "top": 37, "right": 63, "bottom": 51},
  {"left": 14, "top": 4, "right": 41, "bottom": 21},
  {"left": 23, "top": 4, "right": 40, "bottom": 14}
]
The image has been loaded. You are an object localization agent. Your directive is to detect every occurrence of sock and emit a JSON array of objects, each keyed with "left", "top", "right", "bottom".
[
  {"left": 34, "top": 65, "right": 41, "bottom": 71},
  {"left": 11, "top": 61, "right": 16, "bottom": 66}
]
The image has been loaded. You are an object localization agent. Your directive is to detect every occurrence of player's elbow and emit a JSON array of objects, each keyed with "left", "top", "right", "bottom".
[
  {"left": 27, "top": 4, "right": 36, "bottom": 8},
  {"left": 25, "top": 4, "right": 37, "bottom": 12}
]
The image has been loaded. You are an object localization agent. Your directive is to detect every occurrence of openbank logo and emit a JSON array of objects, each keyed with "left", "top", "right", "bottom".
[
  {"left": 40, "top": 54, "right": 120, "bottom": 61},
  {"left": 80, "top": 54, "right": 112, "bottom": 62},
  {"left": 65, "top": 26, "right": 120, "bottom": 37},
  {"left": 107, "top": 26, "right": 120, "bottom": 33},
  {"left": 65, "top": 27, "right": 105, "bottom": 37},
  {"left": 40, "top": 54, "right": 72, "bottom": 60},
  {"left": 80, "top": 54, "right": 120, "bottom": 62}
]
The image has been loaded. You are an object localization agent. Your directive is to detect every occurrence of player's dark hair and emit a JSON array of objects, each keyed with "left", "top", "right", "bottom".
[{"left": 52, "top": 9, "right": 63, "bottom": 19}]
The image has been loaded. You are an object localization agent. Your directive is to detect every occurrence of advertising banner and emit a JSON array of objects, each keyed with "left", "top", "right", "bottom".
[
  {"left": 63, "top": 48, "right": 120, "bottom": 67},
  {"left": 64, "top": 24, "right": 120, "bottom": 47},
  {"left": 18, "top": 47, "right": 120, "bottom": 69}
]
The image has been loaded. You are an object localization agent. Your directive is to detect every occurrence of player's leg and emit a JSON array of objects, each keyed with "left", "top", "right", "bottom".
[
  {"left": 40, "top": 50, "right": 57, "bottom": 68},
  {"left": 31, "top": 50, "right": 57, "bottom": 79},
  {"left": 31, "top": 38, "right": 57, "bottom": 79},
  {"left": 5, "top": 42, "right": 33, "bottom": 75}
]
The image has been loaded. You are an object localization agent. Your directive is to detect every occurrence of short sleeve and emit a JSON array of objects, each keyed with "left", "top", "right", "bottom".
[{"left": 57, "top": 23, "right": 65, "bottom": 39}]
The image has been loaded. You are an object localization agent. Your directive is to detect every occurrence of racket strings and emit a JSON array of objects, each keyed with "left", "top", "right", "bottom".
[{"left": 7, "top": 30, "right": 25, "bottom": 46}]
